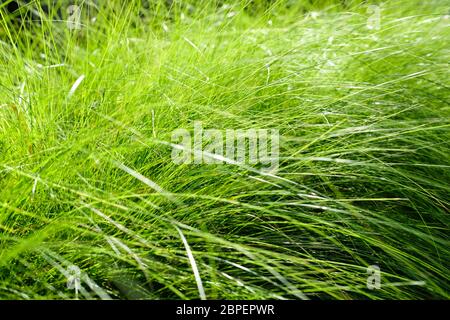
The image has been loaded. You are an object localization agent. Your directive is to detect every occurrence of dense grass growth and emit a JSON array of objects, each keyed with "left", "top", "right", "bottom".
[{"left": 0, "top": 0, "right": 448, "bottom": 299}]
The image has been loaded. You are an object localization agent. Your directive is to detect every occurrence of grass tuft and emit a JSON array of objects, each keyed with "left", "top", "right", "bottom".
[{"left": 0, "top": 0, "right": 448, "bottom": 299}]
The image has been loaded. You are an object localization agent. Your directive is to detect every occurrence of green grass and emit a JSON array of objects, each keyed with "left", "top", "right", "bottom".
[{"left": 0, "top": 0, "right": 448, "bottom": 299}]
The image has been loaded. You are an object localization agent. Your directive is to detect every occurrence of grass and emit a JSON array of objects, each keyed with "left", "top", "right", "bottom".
[{"left": 0, "top": 0, "right": 448, "bottom": 299}]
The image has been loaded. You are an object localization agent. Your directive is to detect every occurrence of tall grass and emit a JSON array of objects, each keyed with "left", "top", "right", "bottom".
[{"left": 0, "top": 0, "right": 448, "bottom": 299}]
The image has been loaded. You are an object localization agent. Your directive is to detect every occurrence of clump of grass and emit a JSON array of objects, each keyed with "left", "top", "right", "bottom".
[{"left": 0, "top": 0, "right": 448, "bottom": 299}]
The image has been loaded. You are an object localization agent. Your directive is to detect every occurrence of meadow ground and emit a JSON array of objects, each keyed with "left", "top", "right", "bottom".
[{"left": 0, "top": 0, "right": 448, "bottom": 299}]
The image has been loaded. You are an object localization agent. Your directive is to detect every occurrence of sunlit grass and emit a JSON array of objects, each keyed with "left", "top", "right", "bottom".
[{"left": 0, "top": 0, "right": 448, "bottom": 299}]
